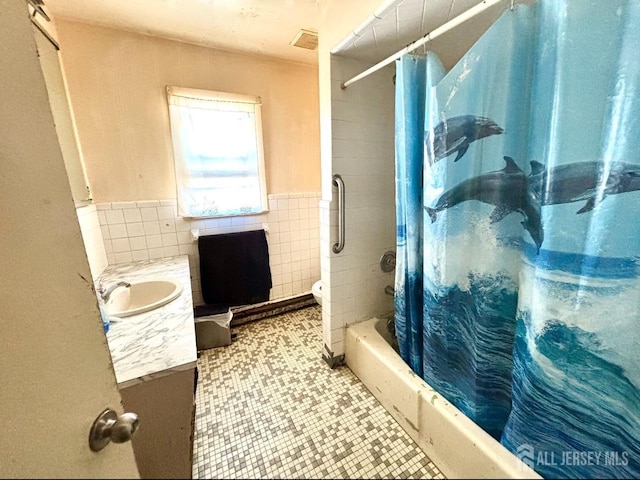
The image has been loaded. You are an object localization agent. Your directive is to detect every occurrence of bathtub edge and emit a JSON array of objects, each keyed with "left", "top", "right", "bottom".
[{"left": 345, "top": 317, "right": 541, "bottom": 480}]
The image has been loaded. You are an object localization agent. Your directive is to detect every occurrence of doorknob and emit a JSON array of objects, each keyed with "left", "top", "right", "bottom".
[{"left": 89, "top": 408, "right": 139, "bottom": 452}]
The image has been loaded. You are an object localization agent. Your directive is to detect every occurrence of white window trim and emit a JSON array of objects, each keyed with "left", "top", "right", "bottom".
[{"left": 166, "top": 86, "right": 268, "bottom": 219}]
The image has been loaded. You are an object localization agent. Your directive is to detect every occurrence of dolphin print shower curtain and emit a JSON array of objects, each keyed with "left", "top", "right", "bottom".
[
  {"left": 394, "top": 0, "right": 640, "bottom": 478},
  {"left": 394, "top": 53, "right": 444, "bottom": 377}
]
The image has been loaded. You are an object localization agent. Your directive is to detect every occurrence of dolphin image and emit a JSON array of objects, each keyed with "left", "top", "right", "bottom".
[
  {"left": 426, "top": 156, "right": 543, "bottom": 251},
  {"left": 425, "top": 115, "right": 504, "bottom": 164},
  {"left": 528, "top": 161, "right": 640, "bottom": 214}
]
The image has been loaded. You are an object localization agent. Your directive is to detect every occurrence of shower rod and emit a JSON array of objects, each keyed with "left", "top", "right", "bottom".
[{"left": 340, "top": 0, "right": 516, "bottom": 90}]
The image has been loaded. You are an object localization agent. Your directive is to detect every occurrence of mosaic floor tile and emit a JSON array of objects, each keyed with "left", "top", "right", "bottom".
[{"left": 192, "top": 305, "right": 444, "bottom": 479}]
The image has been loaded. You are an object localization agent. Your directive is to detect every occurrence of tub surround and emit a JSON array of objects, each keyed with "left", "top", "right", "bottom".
[
  {"left": 345, "top": 318, "right": 540, "bottom": 479},
  {"left": 98, "top": 255, "right": 196, "bottom": 389},
  {"left": 320, "top": 56, "right": 396, "bottom": 361}
]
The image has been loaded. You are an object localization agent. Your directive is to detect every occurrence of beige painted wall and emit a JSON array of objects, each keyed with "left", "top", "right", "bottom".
[{"left": 55, "top": 20, "right": 320, "bottom": 202}]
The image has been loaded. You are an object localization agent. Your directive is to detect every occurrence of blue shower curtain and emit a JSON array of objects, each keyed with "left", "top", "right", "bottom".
[
  {"left": 394, "top": 53, "right": 444, "bottom": 377},
  {"left": 394, "top": 1, "right": 640, "bottom": 478}
]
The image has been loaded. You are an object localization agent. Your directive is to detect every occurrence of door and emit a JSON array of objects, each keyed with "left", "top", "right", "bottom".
[{"left": 0, "top": 2, "right": 139, "bottom": 477}]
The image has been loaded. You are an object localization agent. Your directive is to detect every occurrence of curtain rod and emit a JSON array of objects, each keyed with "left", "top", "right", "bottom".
[{"left": 340, "top": 0, "right": 510, "bottom": 90}]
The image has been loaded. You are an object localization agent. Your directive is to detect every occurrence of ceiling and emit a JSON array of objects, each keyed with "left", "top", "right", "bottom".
[
  {"left": 45, "top": 0, "right": 321, "bottom": 65},
  {"left": 43, "top": 0, "right": 518, "bottom": 69},
  {"left": 333, "top": 0, "right": 516, "bottom": 69}
]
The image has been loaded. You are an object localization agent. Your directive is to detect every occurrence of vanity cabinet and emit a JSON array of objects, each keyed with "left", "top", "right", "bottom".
[
  {"left": 120, "top": 368, "right": 196, "bottom": 479},
  {"left": 99, "top": 256, "right": 198, "bottom": 479}
]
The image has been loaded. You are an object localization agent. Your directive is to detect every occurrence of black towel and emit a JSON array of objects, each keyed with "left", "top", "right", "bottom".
[{"left": 198, "top": 229, "right": 272, "bottom": 307}]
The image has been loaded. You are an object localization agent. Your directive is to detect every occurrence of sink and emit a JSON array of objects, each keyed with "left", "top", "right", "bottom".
[{"left": 104, "top": 278, "right": 183, "bottom": 318}]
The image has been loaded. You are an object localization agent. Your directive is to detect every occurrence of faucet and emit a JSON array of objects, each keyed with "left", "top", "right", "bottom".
[{"left": 97, "top": 281, "right": 131, "bottom": 302}]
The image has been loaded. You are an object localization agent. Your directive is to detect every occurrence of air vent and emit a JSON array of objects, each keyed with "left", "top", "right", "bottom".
[{"left": 290, "top": 29, "right": 318, "bottom": 50}]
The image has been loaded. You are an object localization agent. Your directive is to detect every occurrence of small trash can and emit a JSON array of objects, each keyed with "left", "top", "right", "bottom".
[{"left": 194, "top": 308, "right": 233, "bottom": 350}]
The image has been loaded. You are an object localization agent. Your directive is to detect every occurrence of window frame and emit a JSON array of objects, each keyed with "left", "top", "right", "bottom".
[{"left": 166, "top": 85, "right": 268, "bottom": 219}]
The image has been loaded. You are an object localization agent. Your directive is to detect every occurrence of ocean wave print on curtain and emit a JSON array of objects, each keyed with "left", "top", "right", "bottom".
[
  {"left": 394, "top": 53, "right": 444, "bottom": 377},
  {"left": 393, "top": 0, "right": 640, "bottom": 478},
  {"left": 422, "top": 4, "right": 538, "bottom": 441},
  {"left": 500, "top": 0, "right": 640, "bottom": 478}
]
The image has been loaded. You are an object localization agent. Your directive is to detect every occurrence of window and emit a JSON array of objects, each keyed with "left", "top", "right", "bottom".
[{"left": 166, "top": 86, "right": 267, "bottom": 218}]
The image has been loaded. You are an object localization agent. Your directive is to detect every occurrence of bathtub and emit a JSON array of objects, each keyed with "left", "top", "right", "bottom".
[{"left": 345, "top": 317, "right": 541, "bottom": 479}]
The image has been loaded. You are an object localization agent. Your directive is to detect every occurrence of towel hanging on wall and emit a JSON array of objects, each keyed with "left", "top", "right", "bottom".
[{"left": 198, "top": 229, "right": 272, "bottom": 307}]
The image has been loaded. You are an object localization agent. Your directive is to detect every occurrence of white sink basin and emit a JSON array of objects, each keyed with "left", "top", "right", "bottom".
[{"left": 105, "top": 278, "right": 183, "bottom": 318}]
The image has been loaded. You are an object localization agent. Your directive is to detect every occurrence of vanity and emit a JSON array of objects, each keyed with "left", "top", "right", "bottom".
[{"left": 98, "top": 255, "right": 197, "bottom": 479}]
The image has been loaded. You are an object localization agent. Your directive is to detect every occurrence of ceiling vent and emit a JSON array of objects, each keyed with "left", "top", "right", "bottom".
[{"left": 290, "top": 29, "right": 318, "bottom": 50}]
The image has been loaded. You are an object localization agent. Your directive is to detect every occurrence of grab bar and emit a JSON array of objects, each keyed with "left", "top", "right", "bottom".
[{"left": 332, "top": 174, "right": 345, "bottom": 254}]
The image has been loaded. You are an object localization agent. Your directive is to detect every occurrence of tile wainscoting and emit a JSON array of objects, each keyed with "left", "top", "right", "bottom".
[{"left": 94, "top": 193, "right": 321, "bottom": 306}]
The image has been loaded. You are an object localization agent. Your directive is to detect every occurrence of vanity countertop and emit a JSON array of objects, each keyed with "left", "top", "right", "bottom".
[{"left": 98, "top": 255, "right": 197, "bottom": 389}]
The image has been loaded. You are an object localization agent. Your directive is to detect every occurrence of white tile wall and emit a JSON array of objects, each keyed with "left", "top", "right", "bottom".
[
  {"left": 320, "top": 55, "right": 397, "bottom": 357},
  {"left": 76, "top": 203, "right": 108, "bottom": 280},
  {"left": 95, "top": 193, "right": 321, "bottom": 306}
]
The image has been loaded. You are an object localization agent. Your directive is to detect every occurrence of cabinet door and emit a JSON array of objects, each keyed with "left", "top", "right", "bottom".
[{"left": 120, "top": 369, "right": 196, "bottom": 479}]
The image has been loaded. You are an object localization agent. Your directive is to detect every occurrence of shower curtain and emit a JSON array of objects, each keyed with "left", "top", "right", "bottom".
[
  {"left": 394, "top": 1, "right": 640, "bottom": 478},
  {"left": 394, "top": 53, "right": 444, "bottom": 377}
]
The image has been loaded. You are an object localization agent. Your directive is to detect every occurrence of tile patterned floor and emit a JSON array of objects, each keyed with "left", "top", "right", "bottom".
[{"left": 192, "top": 305, "right": 444, "bottom": 479}]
